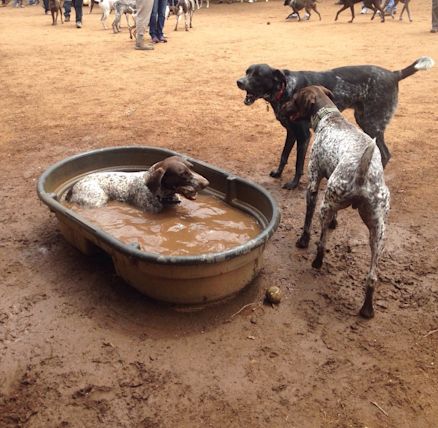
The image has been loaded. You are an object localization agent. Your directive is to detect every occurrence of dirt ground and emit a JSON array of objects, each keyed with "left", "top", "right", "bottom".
[{"left": 1, "top": 0, "right": 438, "bottom": 426}]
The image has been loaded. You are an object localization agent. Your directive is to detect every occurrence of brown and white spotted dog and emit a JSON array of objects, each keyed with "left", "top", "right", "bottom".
[
  {"left": 282, "top": 86, "right": 390, "bottom": 319},
  {"left": 174, "top": 0, "right": 196, "bottom": 31},
  {"left": 65, "top": 156, "right": 209, "bottom": 213},
  {"left": 49, "top": 0, "right": 64, "bottom": 25}
]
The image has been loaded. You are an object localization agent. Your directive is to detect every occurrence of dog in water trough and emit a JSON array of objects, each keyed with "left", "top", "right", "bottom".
[{"left": 66, "top": 156, "right": 209, "bottom": 213}]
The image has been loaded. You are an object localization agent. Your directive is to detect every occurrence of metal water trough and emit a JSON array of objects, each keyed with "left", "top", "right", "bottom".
[{"left": 37, "top": 146, "right": 280, "bottom": 304}]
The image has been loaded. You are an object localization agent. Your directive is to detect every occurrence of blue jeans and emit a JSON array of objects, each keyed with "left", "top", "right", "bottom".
[
  {"left": 149, "top": 0, "right": 167, "bottom": 39},
  {"left": 65, "top": 0, "right": 82, "bottom": 22}
]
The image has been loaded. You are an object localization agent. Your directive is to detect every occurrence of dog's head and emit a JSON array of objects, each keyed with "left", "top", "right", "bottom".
[
  {"left": 237, "top": 64, "right": 287, "bottom": 106},
  {"left": 281, "top": 85, "right": 334, "bottom": 121},
  {"left": 145, "top": 156, "right": 209, "bottom": 205}
]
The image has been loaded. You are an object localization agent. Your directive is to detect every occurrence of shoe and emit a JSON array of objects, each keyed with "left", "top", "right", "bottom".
[
  {"left": 286, "top": 12, "right": 298, "bottom": 19},
  {"left": 135, "top": 34, "right": 154, "bottom": 50},
  {"left": 76, "top": 21, "right": 82, "bottom": 28},
  {"left": 159, "top": 36, "right": 167, "bottom": 43},
  {"left": 151, "top": 36, "right": 160, "bottom": 43},
  {"left": 431, "top": 28, "right": 438, "bottom": 33},
  {"left": 65, "top": 16, "right": 70, "bottom": 21},
  {"left": 360, "top": 7, "right": 368, "bottom": 14}
]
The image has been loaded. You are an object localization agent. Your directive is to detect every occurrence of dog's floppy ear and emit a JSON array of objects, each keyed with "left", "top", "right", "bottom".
[
  {"left": 314, "top": 85, "right": 334, "bottom": 101},
  {"left": 145, "top": 167, "right": 166, "bottom": 194},
  {"left": 273, "top": 69, "right": 286, "bottom": 85},
  {"left": 295, "top": 87, "right": 317, "bottom": 117},
  {"left": 178, "top": 157, "right": 193, "bottom": 169}
]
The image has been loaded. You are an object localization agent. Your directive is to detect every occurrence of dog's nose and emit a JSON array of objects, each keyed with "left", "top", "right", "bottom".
[{"left": 236, "top": 78, "right": 246, "bottom": 90}]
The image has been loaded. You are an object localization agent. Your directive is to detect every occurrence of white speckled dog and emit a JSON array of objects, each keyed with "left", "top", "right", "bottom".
[
  {"left": 66, "top": 156, "right": 209, "bottom": 213},
  {"left": 282, "top": 86, "right": 390, "bottom": 319}
]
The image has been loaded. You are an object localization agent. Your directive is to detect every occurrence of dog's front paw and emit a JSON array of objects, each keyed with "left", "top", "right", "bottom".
[
  {"left": 296, "top": 233, "right": 310, "bottom": 249},
  {"left": 270, "top": 169, "right": 282, "bottom": 178}
]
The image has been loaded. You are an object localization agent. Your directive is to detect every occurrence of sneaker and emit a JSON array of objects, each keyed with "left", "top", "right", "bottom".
[
  {"left": 360, "top": 7, "right": 368, "bottom": 14},
  {"left": 76, "top": 21, "right": 82, "bottom": 28},
  {"left": 65, "top": 16, "right": 70, "bottom": 21},
  {"left": 151, "top": 36, "right": 160, "bottom": 43},
  {"left": 286, "top": 12, "right": 298, "bottom": 19},
  {"left": 159, "top": 36, "right": 167, "bottom": 43},
  {"left": 431, "top": 28, "right": 438, "bottom": 33}
]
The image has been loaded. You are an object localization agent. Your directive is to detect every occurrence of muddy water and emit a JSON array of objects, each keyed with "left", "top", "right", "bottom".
[{"left": 68, "top": 193, "right": 262, "bottom": 256}]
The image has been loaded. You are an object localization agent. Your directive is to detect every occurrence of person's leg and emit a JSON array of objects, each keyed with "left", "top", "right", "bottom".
[
  {"left": 64, "top": 0, "right": 71, "bottom": 20},
  {"left": 136, "top": 0, "right": 155, "bottom": 49},
  {"left": 432, "top": 0, "right": 438, "bottom": 31},
  {"left": 74, "top": 0, "right": 83, "bottom": 26},
  {"left": 149, "top": 0, "right": 159, "bottom": 41},
  {"left": 157, "top": 0, "right": 167, "bottom": 40}
]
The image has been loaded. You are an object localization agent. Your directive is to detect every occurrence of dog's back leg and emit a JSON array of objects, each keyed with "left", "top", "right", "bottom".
[
  {"left": 59, "top": 4, "right": 64, "bottom": 23},
  {"left": 358, "top": 204, "right": 387, "bottom": 318},
  {"left": 312, "top": 4, "right": 321, "bottom": 20},
  {"left": 334, "top": 3, "right": 351, "bottom": 21}
]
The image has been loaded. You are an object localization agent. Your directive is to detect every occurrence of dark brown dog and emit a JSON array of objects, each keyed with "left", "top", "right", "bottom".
[
  {"left": 335, "top": 0, "right": 385, "bottom": 22},
  {"left": 284, "top": 0, "right": 321, "bottom": 21},
  {"left": 49, "top": 0, "right": 64, "bottom": 25}
]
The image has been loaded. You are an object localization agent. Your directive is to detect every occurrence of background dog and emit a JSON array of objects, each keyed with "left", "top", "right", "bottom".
[
  {"left": 282, "top": 86, "right": 390, "bottom": 319},
  {"left": 97, "top": 0, "right": 117, "bottom": 29},
  {"left": 334, "top": 0, "right": 385, "bottom": 22},
  {"left": 174, "top": 0, "right": 196, "bottom": 31},
  {"left": 112, "top": 0, "right": 136, "bottom": 33},
  {"left": 236, "top": 57, "right": 434, "bottom": 189},
  {"left": 49, "top": 0, "right": 64, "bottom": 25},
  {"left": 66, "top": 156, "right": 209, "bottom": 213},
  {"left": 284, "top": 0, "right": 321, "bottom": 21}
]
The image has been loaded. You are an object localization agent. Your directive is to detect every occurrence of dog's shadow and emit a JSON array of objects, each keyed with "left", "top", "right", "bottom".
[{"left": 36, "top": 219, "right": 263, "bottom": 339}]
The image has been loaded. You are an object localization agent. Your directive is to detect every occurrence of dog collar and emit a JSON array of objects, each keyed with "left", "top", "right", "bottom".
[
  {"left": 311, "top": 107, "right": 339, "bottom": 131},
  {"left": 274, "top": 82, "right": 286, "bottom": 102}
]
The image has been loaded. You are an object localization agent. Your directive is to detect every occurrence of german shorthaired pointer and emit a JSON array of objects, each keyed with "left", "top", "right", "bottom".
[
  {"left": 284, "top": 0, "right": 321, "bottom": 21},
  {"left": 334, "top": 0, "right": 385, "bottom": 23},
  {"left": 236, "top": 57, "right": 434, "bottom": 189},
  {"left": 112, "top": 0, "right": 136, "bottom": 34},
  {"left": 282, "top": 86, "right": 390, "bottom": 319},
  {"left": 66, "top": 156, "right": 209, "bottom": 213}
]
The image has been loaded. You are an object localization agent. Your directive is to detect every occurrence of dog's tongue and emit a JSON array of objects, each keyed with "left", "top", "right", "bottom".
[{"left": 244, "top": 93, "right": 256, "bottom": 105}]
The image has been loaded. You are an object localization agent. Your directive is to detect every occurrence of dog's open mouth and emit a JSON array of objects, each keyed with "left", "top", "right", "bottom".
[
  {"left": 176, "top": 186, "right": 198, "bottom": 200},
  {"left": 244, "top": 93, "right": 258, "bottom": 106}
]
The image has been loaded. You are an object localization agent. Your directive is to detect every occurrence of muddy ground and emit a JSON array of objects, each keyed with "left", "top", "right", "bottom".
[{"left": 1, "top": 0, "right": 438, "bottom": 426}]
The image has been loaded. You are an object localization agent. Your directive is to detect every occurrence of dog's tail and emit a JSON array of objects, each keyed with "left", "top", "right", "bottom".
[
  {"left": 395, "top": 56, "right": 434, "bottom": 81},
  {"left": 354, "top": 139, "right": 376, "bottom": 187}
]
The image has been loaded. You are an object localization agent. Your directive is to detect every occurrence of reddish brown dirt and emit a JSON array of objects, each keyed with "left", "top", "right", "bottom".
[{"left": 1, "top": 1, "right": 438, "bottom": 426}]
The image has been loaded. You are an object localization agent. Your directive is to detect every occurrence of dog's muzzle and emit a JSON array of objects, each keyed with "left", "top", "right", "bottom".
[{"left": 237, "top": 78, "right": 257, "bottom": 106}]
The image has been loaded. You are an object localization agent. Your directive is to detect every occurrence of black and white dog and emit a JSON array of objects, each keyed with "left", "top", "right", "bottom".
[
  {"left": 112, "top": 0, "right": 136, "bottom": 33},
  {"left": 173, "top": 0, "right": 196, "bottom": 31},
  {"left": 236, "top": 57, "right": 434, "bottom": 189}
]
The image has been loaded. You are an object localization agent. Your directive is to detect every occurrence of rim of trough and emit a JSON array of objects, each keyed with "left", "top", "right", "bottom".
[{"left": 37, "top": 146, "right": 281, "bottom": 266}]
